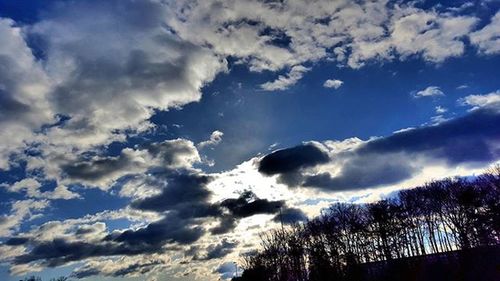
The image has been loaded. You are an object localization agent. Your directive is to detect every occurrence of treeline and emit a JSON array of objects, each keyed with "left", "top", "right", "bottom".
[{"left": 237, "top": 167, "right": 500, "bottom": 281}]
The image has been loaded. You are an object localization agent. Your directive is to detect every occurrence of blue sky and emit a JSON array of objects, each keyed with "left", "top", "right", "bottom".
[{"left": 0, "top": 0, "right": 499, "bottom": 280}]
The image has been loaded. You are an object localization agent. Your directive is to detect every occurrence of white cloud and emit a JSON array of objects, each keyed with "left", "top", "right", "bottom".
[
  {"left": 460, "top": 90, "right": 500, "bottom": 111},
  {"left": 167, "top": 0, "right": 479, "bottom": 81},
  {"left": 0, "top": 199, "right": 49, "bottom": 237},
  {"left": 260, "top": 65, "right": 311, "bottom": 91},
  {"left": 198, "top": 130, "right": 224, "bottom": 149},
  {"left": 430, "top": 115, "right": 450, "bottom": 124},
  {"left": 0, "top": 18, "right": 55, "bottom": 169},
  {"left": 323, "top": 79, "right": 344, "bottom": 89},
  {"left": 2, "top": 178, "right": 80, "bottom": 200},
  {"left": 414, "top": 86, "right": 445, "bottom": 98},
  {"left": 388, "top": 9, "right": 477, "bottom": 63},
  {"left": 470, "top": 11, "right": 500, "bottom": 54}
]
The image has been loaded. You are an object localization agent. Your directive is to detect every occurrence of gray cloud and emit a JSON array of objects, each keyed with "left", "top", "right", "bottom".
[
  {"left": 106, "top": 212, "right": 205, "bottom": 247},
  {"left": 220, "top": 191, "right": 284, "bottom": 218},
  {"left": 194, "top": 239, "right": 238, "bottom": 261},
  {"left": 266, "top": 109, "right": 500, "bottom": 191},
  {"left": 130, "top": 172, "right": 218, "bottom": 218},
  {"left": 273, "top": 207, "right": 308, "bottom": 225},
  {"left": 58, "top": 139, "right": 200, "bottom": 189},
  {"left": 258, "top": 143, "right": 329, "bottom": 175}
]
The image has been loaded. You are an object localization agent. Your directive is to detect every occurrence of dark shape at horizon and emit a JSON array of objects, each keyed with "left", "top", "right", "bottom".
[{"left": 258, "top": 143, "right": 329, "bottom": 175}]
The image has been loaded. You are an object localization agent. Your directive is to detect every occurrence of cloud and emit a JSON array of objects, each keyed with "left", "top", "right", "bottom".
[
  {"left": 382, "top": 8, "right": 477, "bottom": 64},
  {"left": 0, "top": 0, "right": 491, "bottom": 173},
  {"left": 262, "top": 109, "right": 500, "bottom": 191},
  {"left": 460, "top": 90, "right": 500, "bottom": 111},
  {"left": 194, "top": 239, "right": 238, "bottom": 260},
  {"left": 28, "top": 0, "right": 227, "bottom": 152},
  {"left": 435, "top": 106, "right": 448, "bottom": 114},
  {"left": 130, "top": 172, "right": 216, "bottom": 217},
  {"left": 303, "top": 153, "right": 417, "bottom": 190},
  {"left": 258, "top": 142, "right": 329, "bottom": 175},
  {"left": 260, "top": 65, "right": 311, "bottom": 91},
  {"left": 12, "top": 212, "right": 202, "bottom": 267},
  {"left": 13, "top": 238, "right": 158, "bottom": 267},
  {"left": 0, "top": 18, "right": 54, "bottom": 169},
  {"left": 209, "top": 216, "right": 238, "bottom": 235},
  {"left": 72, "top": 257, "right": 165, "bottom": 279},
  {"left": 59, "top": 149, "right": 150, "bottom": 189},
  {"left": 258, "top": 142, "right": 330, "bottom": 186},
  {"left": 413, "top": 86, "right": 445, "bottom": 98},
  {"left": 273, "top": 207, "right": 308, "bottom": 225},
  {"left": 198, "top": 130, "right": 224, "bottom": 149},
  {"left": 167, "top": 0, "right": 479, "bottom": 74},
  {"left": 470, "top": 11, "right": 500, "bottom": 55},
  {"left": 2, "top": 178, "right": 79, "bottom": 200},
  {"left": 54, "top": 139, "right": 200, "bottom": 190},
  {"left": 0, "top": 0, "right": 226, "bottom": 171},
  {"left": 0, "top": 200, "right": 49, "bottom": 237},
  {"left": 106, "top": 212, "right": 206, "bottom": 247},
  {"left": 323, "top": 79, "right": 344, "bottom": 89},
  {"left": 220, "top": 191, "right": 284, "bottom": 218}
]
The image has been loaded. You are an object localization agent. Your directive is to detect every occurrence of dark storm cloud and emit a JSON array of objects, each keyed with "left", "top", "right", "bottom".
[
  {"left": 61, "top": 153, "right": 136, "bottom": 183},
  {"left": 303, "top": 153, "right": 417, "bottom": 190},
  {"left": 143, "top": 139, "right": 199, "bottom": 167},
  {"left": 273, "top": 207, "right": 308, "bottom": 224},
  {"left": 275, "top": 109, "right": 500, "bottom": 191},
  {"left": 13, "top": 213, "right": 204, "bottom": 267},
  {"left": 4, "top": 237, "right": 29, "bottom": 246},
  {"left": 10, "top": 171, "right": 292, "bottom": 267},
  {"left": 13, "top": 238, "right": 157, "bottom": 267},
  {"left": 258, "top": 143, "right": 330, "bottom": 175},
  {"left": 131, "top": 173, "right": 214, "bottom": 215},
  {"left": 356, "top": 109, "right": 500, "bottom": 164},
  {"left": 220, "top": 191, "right": 284, "bottom": 218},
  {"left": 107, "top": 212, "right": 205, "bottom": 246},
  {"left": 210, "top": 216, "right": 238, "bottom": 235},
  {"left": 59, "top": 139, "right": 199, "bottom": 188}
]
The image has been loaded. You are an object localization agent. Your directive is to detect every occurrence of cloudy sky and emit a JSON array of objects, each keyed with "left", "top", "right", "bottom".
[{"left": 0, "top": 0, "right": 499, "bottom": 280}]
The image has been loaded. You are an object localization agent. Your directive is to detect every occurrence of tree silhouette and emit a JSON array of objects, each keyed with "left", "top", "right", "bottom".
[{"left": 236, "top": 167, "right": 500, "bottom": 281}]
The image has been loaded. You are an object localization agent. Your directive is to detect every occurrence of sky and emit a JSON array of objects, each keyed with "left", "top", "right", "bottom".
[{"left": 0, "top": 0, "right": 499, "bottom": 280}]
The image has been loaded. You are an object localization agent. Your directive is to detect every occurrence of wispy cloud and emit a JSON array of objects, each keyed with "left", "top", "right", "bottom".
[{"left": 413, "top": 86, "right": 445, "bottom": 98}]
